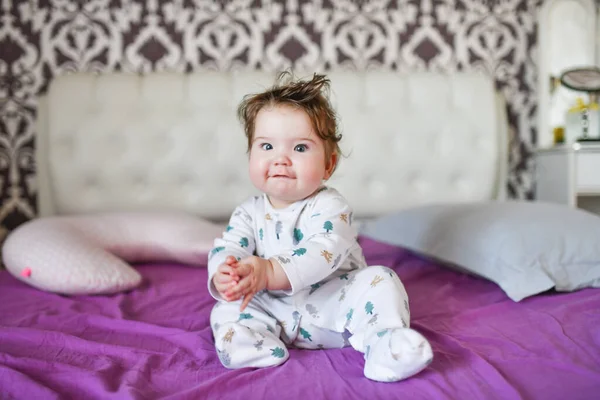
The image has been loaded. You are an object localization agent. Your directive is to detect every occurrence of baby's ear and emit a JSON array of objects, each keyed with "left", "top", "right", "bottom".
[{"left": 323, "top": 152, "right": 338, "bottom": 180}]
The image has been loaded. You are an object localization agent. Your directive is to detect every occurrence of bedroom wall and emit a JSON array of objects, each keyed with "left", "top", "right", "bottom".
[{"left": 0, "top": 0, "right": 542, "bottom": 239}]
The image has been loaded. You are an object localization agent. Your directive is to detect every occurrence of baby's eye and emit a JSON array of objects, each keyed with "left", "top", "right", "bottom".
[
  {"left": 294, "top": 144, "right": 308, "bottom": 152},
  {"left": 261, "top": 143, "right": 273, "bottom": 150}
]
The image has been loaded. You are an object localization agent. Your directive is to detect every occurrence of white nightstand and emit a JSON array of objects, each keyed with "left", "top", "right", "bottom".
[{"left": 535, "top": 143, "right": 600, "bottom": 214}]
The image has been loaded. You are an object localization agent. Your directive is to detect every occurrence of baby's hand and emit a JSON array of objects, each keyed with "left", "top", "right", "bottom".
[
  {"left": 212, "top": 256, "right": 240, "bottom": 301},
  {"left": 225, "top": 256, "right": 271, "bottom": 311}
]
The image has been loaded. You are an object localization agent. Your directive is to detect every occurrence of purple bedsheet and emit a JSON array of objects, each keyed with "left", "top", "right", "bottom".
[{"left": 1, "top": 237, "right": 599, "bottom": 400}]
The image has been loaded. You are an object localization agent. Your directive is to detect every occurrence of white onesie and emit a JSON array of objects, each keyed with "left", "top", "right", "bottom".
[{"left": 207, "top": 187, "right": 433, "bottom": 382}]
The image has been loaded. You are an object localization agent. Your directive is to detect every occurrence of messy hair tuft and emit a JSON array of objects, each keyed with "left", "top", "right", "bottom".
[{"left": 237, "top": 71, "right": 343, "bottom": 172}]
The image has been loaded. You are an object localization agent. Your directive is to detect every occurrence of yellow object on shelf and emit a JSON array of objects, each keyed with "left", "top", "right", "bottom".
[
  {"left": 568, "top": 97, "right": 599, "bottom": 113},
  {"left": 553, "top": 126, "right": 565, "bottom": 144}
]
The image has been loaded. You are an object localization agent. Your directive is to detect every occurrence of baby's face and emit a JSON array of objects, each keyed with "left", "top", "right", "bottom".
[{"left": 249, "top": 104, "right": 334, "bottom": 209}]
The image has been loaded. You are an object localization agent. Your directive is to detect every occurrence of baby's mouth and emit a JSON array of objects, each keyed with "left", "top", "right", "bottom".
[{"left": 270, "top": 174, "right": 295, "bottom": 179}]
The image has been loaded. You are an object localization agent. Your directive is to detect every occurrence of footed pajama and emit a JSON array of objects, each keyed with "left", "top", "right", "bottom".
[{"left": 210, "top": 265, "right": 433, "bottom": 381}]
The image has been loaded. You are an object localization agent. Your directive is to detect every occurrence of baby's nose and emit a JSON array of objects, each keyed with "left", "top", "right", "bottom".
[{"left": 274, "top": 153, "right": 291, "bottom": 165}]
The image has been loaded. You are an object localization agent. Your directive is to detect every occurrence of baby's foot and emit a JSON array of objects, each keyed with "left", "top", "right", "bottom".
[
  {"left": 363, "top": 328, "right": 433, "bottom": 382},
  {"left": 215, "top": 322, "right": 289, "bottom": 369}
]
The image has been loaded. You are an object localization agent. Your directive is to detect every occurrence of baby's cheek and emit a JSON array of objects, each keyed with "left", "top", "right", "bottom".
[
  {"left": 304, "top": 165, "right": 327, "bottom": 184},
  {"left": 248, "top": 163, "right": 266, "bottom": 186}
]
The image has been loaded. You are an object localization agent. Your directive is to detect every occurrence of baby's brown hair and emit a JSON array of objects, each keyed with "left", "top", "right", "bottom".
[{"left": 237, "top": 71, "right": 342, "bottom": 174}]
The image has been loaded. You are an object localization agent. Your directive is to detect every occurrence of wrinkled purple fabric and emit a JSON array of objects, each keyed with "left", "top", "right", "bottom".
[{"left": 1, "top": 237, "right": 599, "bottom": 400}]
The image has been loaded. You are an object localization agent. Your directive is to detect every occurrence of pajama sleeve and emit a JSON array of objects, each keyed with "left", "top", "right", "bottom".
[
  {"left": 273, "top": 192, "right": 358, "bottom": 295},
  {"left": 207, "top": 201, "right": 256, "bottom": 300}
]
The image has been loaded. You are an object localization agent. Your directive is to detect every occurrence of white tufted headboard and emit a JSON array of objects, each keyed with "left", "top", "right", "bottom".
[{"left": 36, "top": 71, "right": 508, "bottom": 222}]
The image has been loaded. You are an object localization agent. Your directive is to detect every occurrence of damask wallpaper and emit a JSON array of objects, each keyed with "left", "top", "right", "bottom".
[{"left": 1, "top": 0, "right": 542, "bottom": 240}]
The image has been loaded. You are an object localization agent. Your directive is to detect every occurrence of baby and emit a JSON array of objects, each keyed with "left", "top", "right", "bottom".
[{"left": 207, "top": 72, "right": 433, "bottom": 382}]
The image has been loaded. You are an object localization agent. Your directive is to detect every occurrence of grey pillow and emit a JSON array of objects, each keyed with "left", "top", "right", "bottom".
[{"left": 359, "top": 201, "right": 600, "bottom": 301}]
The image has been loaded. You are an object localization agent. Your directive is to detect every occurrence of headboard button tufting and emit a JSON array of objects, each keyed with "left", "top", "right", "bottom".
[{"left": 37, "top": 71, "right": 507, "bottom": 219}]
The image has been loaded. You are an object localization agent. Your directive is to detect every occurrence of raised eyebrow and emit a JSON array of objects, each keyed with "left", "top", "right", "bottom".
[{"left": 296, "top": 138, "right": 317, "bottom": 144}]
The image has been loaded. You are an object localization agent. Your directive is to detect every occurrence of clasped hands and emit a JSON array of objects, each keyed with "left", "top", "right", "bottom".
[{"left": 213, "top": 255, "right": 272, "bottom": 311}]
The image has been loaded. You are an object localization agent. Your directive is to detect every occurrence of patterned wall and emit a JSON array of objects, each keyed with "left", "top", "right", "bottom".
[{"left": 1, "top": 0, "right": 542, "bottom": 240}]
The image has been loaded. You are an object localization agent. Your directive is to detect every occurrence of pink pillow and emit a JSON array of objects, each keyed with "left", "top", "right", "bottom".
[{"left": 2, "top": 212, "right": 224, "bottom": 295}]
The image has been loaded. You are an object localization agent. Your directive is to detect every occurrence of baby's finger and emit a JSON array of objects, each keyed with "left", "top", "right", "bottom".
[
  {"left": 239, "top": 292, "right": 255, "bottom": 312},
  {"left": 233, "top": 262, "right": 253, "bottom": 277},
  {"left": 218, "top": 266, "right": 240, "bottom": 282},
  {"left": 224, "top": 283, "right": 246, "bottom": 299},
  {"left": 213, "top": 278, "right": 227, "bottom": 292},
  {"left": 225, "top": 256, "right": 238, "bottom": 266},
  {"left": 214, "top": 272, "right": 230, "bottom": 284},
  {"left": 226, "top": 275, "right": 253, "bottom": 297},
  {"left": 224, "top": 291, "right": 243, "bottom": 302},
  {"left": 215, "top": 273, "right": 239, "bottom": 287},
  {"left": 217, "top": 264, "right": 236, "bottom": 274}
]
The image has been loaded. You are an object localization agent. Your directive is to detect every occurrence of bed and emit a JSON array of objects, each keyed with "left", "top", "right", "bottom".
[{"left": 1, "top": 70, "right": 599, "bottom": 399}]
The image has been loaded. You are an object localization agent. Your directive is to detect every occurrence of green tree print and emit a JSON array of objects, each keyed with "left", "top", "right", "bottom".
[
  {"left": 377, "top": 329, "right": 388, "bottom": 338},
  {"left": 239, "top": 237, "right": 249, "bottom": 248},
  {"left": 292, "top": 248, "right": 307, "bottom": 256},
  {"left": 226, "top": 225, "right": 233, "bottom": 232},
  {"left": 271, "top": 347, "right": 286, "bottom": 358},
  {"left": 339, "top": 273, "right": 349, "bottom": 280},
  {"left": 210, "top": 246, "right": 225, "bottom": 256},
  {"left": 299, "top": 328, "right": 312, "bottom": 341},
  {"left": 346, "top": 308, "right": 354, "bottom": 322},
  {"left": 293, "top": 228, "right": 303, "bottom": 245},
  {"left": 365, "top": 301, "right": 374, "bottom": 315},
  {"left": 309, "top": 283, "right": 322, "bottom": 294},
  {"left": 238, "top": 313, "right": 253, "bottom": 321},
  {"left": 323, "top": 221, "right": 333, "bottom": 232},
  {"left": 259, "top": 228, "right": 264, "bottom": 241}
]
